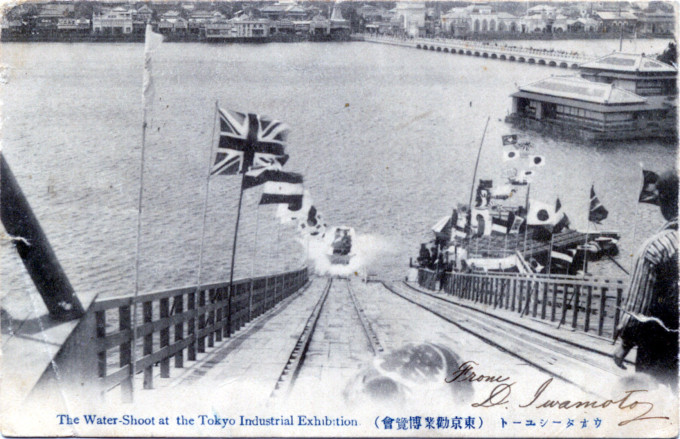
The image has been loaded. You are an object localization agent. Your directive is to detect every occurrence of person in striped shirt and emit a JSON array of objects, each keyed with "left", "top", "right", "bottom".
[{"left": 613, "top": 170, "right": 678, "bottom": 390}]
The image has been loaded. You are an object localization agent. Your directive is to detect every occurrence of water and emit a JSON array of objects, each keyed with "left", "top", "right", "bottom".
[{"left": 1, "top": 39, "right": 675, "bottom": 299}]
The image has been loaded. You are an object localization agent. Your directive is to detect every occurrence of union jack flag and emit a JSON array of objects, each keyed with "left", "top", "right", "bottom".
[{"left": 211, "top": 108, "right": 289, "bottom": 175}]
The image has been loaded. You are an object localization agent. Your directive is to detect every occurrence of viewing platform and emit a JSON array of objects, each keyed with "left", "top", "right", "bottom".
[
  {"left": 18, "top": 273, "right": 634, "bottom": 406},
  {"left": 355, "top": 34, "right": 594, "bottom": 69}
]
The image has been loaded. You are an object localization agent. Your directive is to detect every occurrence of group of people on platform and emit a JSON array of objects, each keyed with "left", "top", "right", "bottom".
[{"left": 416, "top": 170, "right": 678, "bottom": 391}]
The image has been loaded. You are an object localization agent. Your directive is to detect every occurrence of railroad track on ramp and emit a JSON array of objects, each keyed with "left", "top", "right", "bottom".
[
  {"left": 270, "top": 277, "right": 333, "bottom": 399},
  {"left": 270, "top": 278, "right": 385, "bottom": 399},
  {"left": 380, "top": 281, "right": 632, "bottom": 398},
  {"left": 346, "top": 280, "right": 384, "bottom": 355}
]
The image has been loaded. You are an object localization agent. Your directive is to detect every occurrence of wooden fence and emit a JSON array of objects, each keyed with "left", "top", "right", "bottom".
[
  {"left": 88, "top": 268, "right": 308, "bottom": 400},
  {"left": 418, "top": 268, "right": 626, "bottom": 339}
]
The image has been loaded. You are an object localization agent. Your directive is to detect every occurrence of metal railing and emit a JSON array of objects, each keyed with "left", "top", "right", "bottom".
[
  {"left": 90, "top": 267, "right": 308, "bottom": 400},
  {"left": 418, "top": 268, "right": 626, "bottom": 339}
]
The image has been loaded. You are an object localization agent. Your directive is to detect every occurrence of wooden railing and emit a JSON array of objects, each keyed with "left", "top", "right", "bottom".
[
  {"left": 89, "top": 267, "right": 308, "bottom": 400},
  {"left": 418, "top": 268, "right": 626, "bottom": 339}
]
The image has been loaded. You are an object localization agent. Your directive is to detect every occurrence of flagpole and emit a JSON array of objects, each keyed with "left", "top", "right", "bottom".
[
  {"left": 582, "top": 183, "right": 593, "bottom": 277},
  {"left": 466, "top": 116, "right": 491, "bottom": 239},
  {"left": 195, "top": 100, "right": 219, "bottom": 306},
  {"left": 547, "top": 231, "right": 554, "bottom": 275},
  {"left": 523, "top": 183, "right": 531, "bottom": 258},
  {"left": 503, "top": 224, "right": 508, "bottom": 257},
  {"left": 130, "top": 25, "right": 158, "bottom": 399},
  {"left": 227, "top": 169, "right": 247, "bottom": 336},
  {"left": 130, "top": 79, "right": 149, "bottom": 401}
]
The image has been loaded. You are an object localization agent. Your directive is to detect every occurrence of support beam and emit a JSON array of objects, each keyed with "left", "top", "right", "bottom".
[{"left": 1, "top": 153, "right": 84, "bottom": 320}]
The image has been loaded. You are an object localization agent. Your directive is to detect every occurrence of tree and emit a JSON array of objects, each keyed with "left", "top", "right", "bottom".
[
  {"left": 657, "top": 42, "right": 677, "bottom": 66},
  {"left": 74, "top": 1, "right": 95, "bottom": 19}
]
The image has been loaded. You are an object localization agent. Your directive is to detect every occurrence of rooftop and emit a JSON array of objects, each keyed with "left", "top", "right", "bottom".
[
  {"left": 518, "top": 75, "right": 647, "bottom": 105},
  {"left": 580, "top": 52, "right": 677, "bottom": 73},
  {"left": 595, "top": 11, "right": 639, "bottom": 20}
]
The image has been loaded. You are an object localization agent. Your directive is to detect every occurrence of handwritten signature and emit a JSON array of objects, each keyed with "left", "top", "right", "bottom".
[{"left": 446, "top": 360, "right": 669, "bottom": 426}]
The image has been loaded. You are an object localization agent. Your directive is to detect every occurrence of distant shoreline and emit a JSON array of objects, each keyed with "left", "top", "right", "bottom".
[
  {"left": 0, "top": 33, "right": 351, "bottom": 43},
  {"left": 453, "top": 31, "right": 673, "bottom": 41},
  {"left": 2, "top": 30, "right": 674, "bottom": 44}
]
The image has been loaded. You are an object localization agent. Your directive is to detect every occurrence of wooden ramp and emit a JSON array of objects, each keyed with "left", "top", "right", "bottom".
[{"left": 1, "top": 255, "right": 100, "bottom": 414}]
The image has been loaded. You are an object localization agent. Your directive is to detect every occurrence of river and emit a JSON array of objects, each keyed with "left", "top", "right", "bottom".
[{"left": 1, "top": 38, "right": 675, "bottom": 298}]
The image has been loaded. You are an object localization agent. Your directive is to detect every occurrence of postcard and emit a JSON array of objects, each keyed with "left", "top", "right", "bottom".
[{"left": 1, "top": 0, "right": 678, "bottom": 437}]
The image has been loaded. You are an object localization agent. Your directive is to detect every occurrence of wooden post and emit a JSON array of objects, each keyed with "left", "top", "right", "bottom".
[
  {"left": 214, "top": 290, "right": 223, "bottom": 343},
  {"left": 198, "top": 290, "right": 206, "bottom": 353},
  {"left": 207, "top": 290, "right": 215, "bottom": 348},
  {"left": 119, "top": 305, "right": 133, "bottom": 402},
  {"left": 551, "top": 282, "right": 557, "bottom": 321},
  {"left": 96, "top": 311, "right": 107, "bottom": 380},
  {"left": 160, "top": 297, "right": 170, "bottom": 378},
  {"left": 584, "top": 285, "right": 593, "bottom": 332},
  {"left": 188, "top": 292, "right": 196, "bottom": 361},
  {"left": 541, "top": 282, "right": 548, "bottom": 320},
  {"left": 598, "top": 286, "right": 608, "bottom": 336},
  {"left": 571, "top": 285, "right": 581, "bottom": 329},
  {"left": 559, "top": 284, "right": 569, "bottom": 326},
  {"left": 532, "top": 280, "right": 539, "bottom": 317},
  {"left": 143, "top": 301, "right": 153, "bottom": 389},
  {"left": 174, "top": 294, "right": 184, "bottom": 368},
  {"left": 223, "top": 287, "right": 230, "bottom": 338},
  {"left": 492, "top": 278, "right": 498, "bottom": 308}
]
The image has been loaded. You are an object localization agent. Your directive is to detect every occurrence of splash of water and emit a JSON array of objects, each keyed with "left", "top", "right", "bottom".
[{"left": 298, "top": 227, "right": 398, "bottom": 278}]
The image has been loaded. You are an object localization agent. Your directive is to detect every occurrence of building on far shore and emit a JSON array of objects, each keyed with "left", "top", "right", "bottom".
[
  {"left": 636, "top": 8, "right": 675, "bottom": 35},
  {"left": 394, "top": 2, "right": 426, "bottom": 37},
  {"left": 506, "top": 52, "right": 677, "bottom": 141},
  {"left": 92, "top": 6, "right": 133, "bottom": 35}
]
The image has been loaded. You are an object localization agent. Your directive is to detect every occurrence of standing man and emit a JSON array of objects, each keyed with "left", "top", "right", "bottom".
[{"left": 613, "top": 170, "right": 678, "bottom": 390}]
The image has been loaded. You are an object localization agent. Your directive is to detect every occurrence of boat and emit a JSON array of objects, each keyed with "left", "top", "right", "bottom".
[
  {"left": 415, "top": 137, "right": 619, "bottom": 276},
  {"left": 329, "top": 226, "right": 354, "bottom": 265}
]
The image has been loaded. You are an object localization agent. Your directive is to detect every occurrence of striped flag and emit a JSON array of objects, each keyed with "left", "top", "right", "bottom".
[
  {"left": 211, "top": 108, "right": 289, "bottom": 175},
  {"left": 243, "top": 168, "right": 286, "bottom": 189},
  {"left": 491, "top": 213, "right": 514, "bottom": 235},
  {"left": 551, "top": 248, "right": 575, "bottom": 264},
  {"left": 589, "top": 186, "right": 608, "bottom": 224},
  {"left": 258, "top": 171, "right": 303, "bottom": 209},
  {"left": 452, "top": 209, "right": 467, "bottom": 238},
  {"left": 276, "top": 189, "right": 311, "bottom": 223}
]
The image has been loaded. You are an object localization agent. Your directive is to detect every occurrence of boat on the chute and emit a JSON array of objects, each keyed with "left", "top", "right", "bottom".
[{"left": 329, "top": 226, "right": 354, "bottom": 265}]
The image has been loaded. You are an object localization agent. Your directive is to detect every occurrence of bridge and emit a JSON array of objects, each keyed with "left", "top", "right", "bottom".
[{"left": 356, "top": 34, "right": 594, "bottom": 69}]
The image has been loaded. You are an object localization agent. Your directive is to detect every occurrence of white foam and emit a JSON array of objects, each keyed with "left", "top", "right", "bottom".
[{"left": 297, "top": 227, "right": 398, "bottom": 278}]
